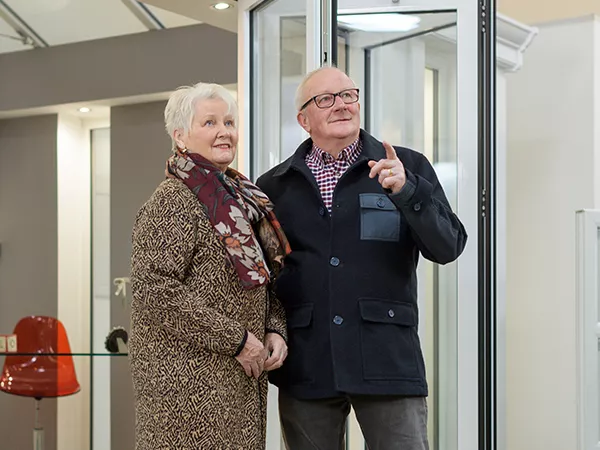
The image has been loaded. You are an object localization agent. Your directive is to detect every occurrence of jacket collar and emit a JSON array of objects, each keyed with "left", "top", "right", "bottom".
[{"left": 272, "top": 129, "right": 386, "bottom": 177}]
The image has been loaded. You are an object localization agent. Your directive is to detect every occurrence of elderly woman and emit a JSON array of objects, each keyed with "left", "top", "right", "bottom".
[{"left": 129, "top": 82, "right": 290, "bottom": 450}]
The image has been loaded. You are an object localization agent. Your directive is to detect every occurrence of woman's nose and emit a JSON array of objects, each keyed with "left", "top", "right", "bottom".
[{"left": 217, "top": 124, "right": 230, "bottom": 136}]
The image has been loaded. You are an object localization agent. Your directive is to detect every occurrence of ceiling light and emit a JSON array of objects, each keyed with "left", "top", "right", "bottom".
[
  {"left": 338, "top": 14, "right": 421, "bottom": 33},
  {"left": 78, "top": 107, "right": 91, "bottom": 113},
  {"left": 212, "top": 2, "right": 231, "bottom": 10}
]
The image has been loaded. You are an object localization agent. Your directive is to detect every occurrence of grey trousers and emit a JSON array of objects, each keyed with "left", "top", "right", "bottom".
[{"left": 278, "top": 390, "right": 429, "bottom": 450}]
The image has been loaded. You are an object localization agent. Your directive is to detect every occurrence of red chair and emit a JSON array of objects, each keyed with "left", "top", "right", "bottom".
[{"left": 0, "top": 316, "right": 80, "bottom": 450}]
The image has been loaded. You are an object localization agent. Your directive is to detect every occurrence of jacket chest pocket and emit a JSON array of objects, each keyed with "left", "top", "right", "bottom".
[{"left": 359, "top": 193, "right": 400, "bottom": 242}]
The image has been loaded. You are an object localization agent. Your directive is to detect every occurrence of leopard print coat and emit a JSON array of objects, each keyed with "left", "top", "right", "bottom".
[{"left": 129, "top": 179, "right": 287, "bottom": 450}]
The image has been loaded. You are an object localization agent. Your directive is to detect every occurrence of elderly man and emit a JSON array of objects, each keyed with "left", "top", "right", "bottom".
[{"left": 257, "top": 66, "right": 467, "bottom": 450}]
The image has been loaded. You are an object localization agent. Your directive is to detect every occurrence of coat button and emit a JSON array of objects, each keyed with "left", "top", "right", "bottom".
[
  {"left": 388, "top": 309, "right": 395, "bottom": 318},
  {"left": 333, "top": 315, "right": 344, "bottom": 325},
  {"left": 319, "top": 206, "right": 325, "bottom": 216},
  {"left": 413, "top": 202, "right": 422, "bottom": 212},
  {"left": 329, "top": 257, "right": 340, "bottom": 267},
  {"left": 376, "top": 197, "right": 385, "bottom": 208}
]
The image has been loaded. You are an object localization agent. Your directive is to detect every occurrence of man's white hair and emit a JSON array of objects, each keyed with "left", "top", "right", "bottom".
[
  {"left": 164, "top": 82, "right": 238, "bottom": 151},
  {"left": 294, "top": 66, "right": 357, "bottom": 111}
]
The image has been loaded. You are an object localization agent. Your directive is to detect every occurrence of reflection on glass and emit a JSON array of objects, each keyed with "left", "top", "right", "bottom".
[
  {"left": 279, "top": 16, "right": 307, "bottom": 167},
  {"left": 597, "top": 228, "right": 600, "bottom": 437},
  {"left": 252, "top": 1, "right": 307, "bottom": 179},
  {"left": 597, "top": 228, "right": 600, "bottom": 323},
  {"left": 253, "top": 10, "right": 348, "bottom": 179},
  {"left": 91, "top": 127, "right": 112, "bottom": 450},
  {"left": 338, "top": 11, "right": 458, "bottom": 450}
]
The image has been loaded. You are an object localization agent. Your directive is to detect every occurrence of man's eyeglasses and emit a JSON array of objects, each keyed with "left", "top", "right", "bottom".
[{"left": 300, "top": 88, "right": 360, "bottom": 110}]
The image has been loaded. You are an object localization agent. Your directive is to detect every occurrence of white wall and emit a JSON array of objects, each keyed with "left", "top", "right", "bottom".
[
  {"left": 56, "top": 114, "right": 92, "bottom": 450},
  {"left": 505, "top": 16, "right": 597, "bottom": 450},
  {"left": 499, "top": 0, "right": 600, "bottom": 25}
]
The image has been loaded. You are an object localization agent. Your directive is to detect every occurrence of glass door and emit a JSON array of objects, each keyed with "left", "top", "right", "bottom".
[
  {"left": 334, "top": 10, "right": 458, "bottom": 450},
  {"left": 239, "top": 0, "right": 491, "bottom": 449},
  {"left": 238, "top": 0, "right": 321, "bottom": 180},
  {"left": 332, "top": 2, "right": 484, "bottom": 450},
  {"left": 238, "top": 3, "right": 322, "bottom": 447}
]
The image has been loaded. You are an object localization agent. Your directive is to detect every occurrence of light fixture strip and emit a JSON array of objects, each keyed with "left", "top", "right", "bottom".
[
  {"left": 0, "top": 0, "right": 48, "bottom": 47},
  {"left": 121, "top": 0, "right": 165, "bottom": 30}
]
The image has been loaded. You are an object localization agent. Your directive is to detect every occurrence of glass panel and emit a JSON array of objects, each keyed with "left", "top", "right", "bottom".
[
  {"left": 0, "top": 349, "right": 130, "bottom": 449},
  {"left": 91, "top": 127, "right": 113, "bottom": 450},
  {"left": 597, "top": 228, "right": 600, "bottom": 324},
  {"left": 251, "top": 0, "right": 307, "bottom": 179},
  {"left": 92, "top": 127, "right": 112, "bottom": 357},
  {"left": 339, "top": 10, "right": 458, "bottom": 450},
  {"left": 597, "top": 227, "right": 600, "bottom": 437}
]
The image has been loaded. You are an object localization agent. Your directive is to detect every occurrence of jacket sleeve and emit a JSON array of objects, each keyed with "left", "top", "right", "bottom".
[
  {"left": 130, "top": 182, "right": 247, "bottom": 357},
  {"left": 388, "top": 151, "right": 468, "bottom": 264},
  {"left": 265, "top": 285, "right": 287, "bottom": 341}
]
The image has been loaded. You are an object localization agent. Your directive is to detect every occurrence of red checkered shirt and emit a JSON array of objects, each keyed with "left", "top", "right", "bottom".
[{"left": 305, "top": 138, "right": 362, "bottom": 212}]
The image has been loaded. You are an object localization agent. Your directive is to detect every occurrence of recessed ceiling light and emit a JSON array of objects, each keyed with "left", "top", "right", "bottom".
[
  {"left": 78, "top": 107, "right": 91, "bottom": 113},
  {"left": 338, "top": 14, "right": 421, "bottom": 33},
  {"left": 212, "top": 2, "right": 231, "bottom": 10}
]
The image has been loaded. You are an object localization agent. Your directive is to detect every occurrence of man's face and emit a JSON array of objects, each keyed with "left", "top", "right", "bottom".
[{"left": 297, "top": 68, "right": 361, "bottom": 146}]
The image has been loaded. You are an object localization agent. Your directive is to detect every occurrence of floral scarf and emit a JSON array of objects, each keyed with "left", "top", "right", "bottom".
[{"left": 166, "top": 149, "right": 291, "bottom": 290}]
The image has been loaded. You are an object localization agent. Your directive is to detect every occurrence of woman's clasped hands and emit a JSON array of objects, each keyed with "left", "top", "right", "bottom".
[{"left": 235, "top": 332, "right": 288, "bottom": 379}]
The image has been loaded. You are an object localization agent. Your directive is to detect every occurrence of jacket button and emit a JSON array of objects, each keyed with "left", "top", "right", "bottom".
[
  {"left": 333, "top": 315, "right": 344, "bottom": 325},
  {"left": 329, "top": 257, "right": 340, "bottom": 267},
  {"left": 319, "top": 206, "right": 325, "bottom": 216},
  {"left": 413, "top": 202, "right": 422, "bottom": 212},
  {"left": 376, "top": 198, "right": 385, "bottom": 208},
  {"left": 388, "top": 309, "right": 395, "bottom": 318}
]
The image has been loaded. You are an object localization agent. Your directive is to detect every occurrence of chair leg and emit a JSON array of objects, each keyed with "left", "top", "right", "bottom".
[{"left": 33, "top": 398, "right": 44, "bottom": 450}]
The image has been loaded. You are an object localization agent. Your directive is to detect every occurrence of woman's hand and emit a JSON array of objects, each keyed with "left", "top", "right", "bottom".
[
  {"left": 264, "top": 333, "right": 288, "bottom": 371},
  {"left": 235, "top": 331, "right": 268, "bottom": 379}
]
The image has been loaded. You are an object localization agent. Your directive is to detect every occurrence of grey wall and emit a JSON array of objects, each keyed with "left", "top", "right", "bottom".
[
  {"left": 110, "top": 101, "right": 170, "bottom": 450},
  {"left": 0, "top": 24, "right": 237, "bottom": 112},
  {"left": 0, "top": 115, "right": 58, "bottom": 450}
]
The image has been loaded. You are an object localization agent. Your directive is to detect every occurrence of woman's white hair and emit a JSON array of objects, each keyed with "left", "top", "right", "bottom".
[{"left": 164, "top": 82, "right": 238, "bottom": 150}]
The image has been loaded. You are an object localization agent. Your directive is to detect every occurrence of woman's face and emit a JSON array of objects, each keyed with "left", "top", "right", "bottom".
[{"left": 176, "top": 98, "right": 238, "bottom": 171}]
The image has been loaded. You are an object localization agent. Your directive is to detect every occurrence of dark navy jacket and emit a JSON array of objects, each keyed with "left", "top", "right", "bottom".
[{"left": 257, "top": 130, "right": 467, "bottom": 399}]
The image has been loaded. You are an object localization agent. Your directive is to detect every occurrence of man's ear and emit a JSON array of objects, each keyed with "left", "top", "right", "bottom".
[{"left": 297, "top": 112, "right": 311, "bottom": 134}]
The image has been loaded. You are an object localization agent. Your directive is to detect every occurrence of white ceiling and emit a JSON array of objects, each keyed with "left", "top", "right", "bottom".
[
  {"left": 142, "top": 0, "right": 238, "bottom": 32},
  {"left": 0, "top": 0, "right": 201, "bottom": 54}
]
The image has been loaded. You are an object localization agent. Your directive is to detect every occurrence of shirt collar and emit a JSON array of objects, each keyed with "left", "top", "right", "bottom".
[{"left": 306, "top": 138, "right": 361, "bottom": 166}]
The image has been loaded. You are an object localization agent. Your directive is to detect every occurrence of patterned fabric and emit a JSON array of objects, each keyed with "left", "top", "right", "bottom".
[
  {"left": 305, "top": 138, "right": 362, "bottom": 212},
  {"left": 166, "top": 150, "right": 291, "bottom": 289},
  {"left": 129, "top": 179, "right": 288, "bottom": 450}
]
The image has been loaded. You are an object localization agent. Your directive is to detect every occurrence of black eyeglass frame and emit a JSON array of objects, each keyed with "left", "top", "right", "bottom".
[{"left": 299, "top": 88, "right": 360, "bottom": 110}]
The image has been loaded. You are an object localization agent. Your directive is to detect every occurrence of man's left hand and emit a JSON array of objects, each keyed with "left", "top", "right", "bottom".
[
  {"left": 368, "top": 141, "right": 407, "bottom": 194},
  {"left": 264, "top": 333, "right": 288, "bottom": 371}
]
